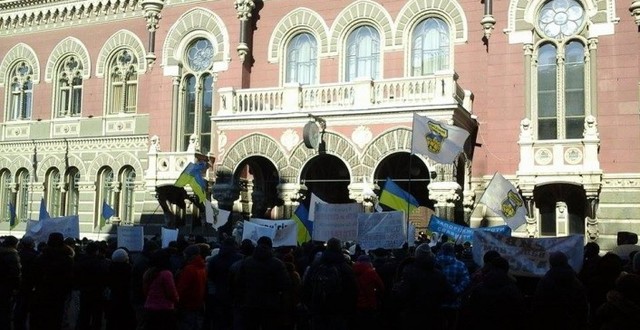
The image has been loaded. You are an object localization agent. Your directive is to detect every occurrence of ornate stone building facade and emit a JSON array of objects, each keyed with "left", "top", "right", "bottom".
[{"left": 0, "top": 0, "right": 637, "bottom": 250}]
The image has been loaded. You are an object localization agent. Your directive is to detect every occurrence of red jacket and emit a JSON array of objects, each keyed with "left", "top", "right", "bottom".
[
  {"left": 353, "top": 261, "right": 385, "bottom": 310},
  {"left": 176, "top": 255, "right": 207, "bottom": 310}
]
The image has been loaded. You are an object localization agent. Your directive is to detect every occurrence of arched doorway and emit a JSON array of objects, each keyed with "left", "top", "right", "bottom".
[
  {"left": 234, "top": 156, "right": 281, "bottom": 219},
  {"left": 374, "top": 152, "right": 433, "bottom": 209},
  {"left": 301, "top": 154, "right": 351, "bottom": 203},
  {"left": 534, "top": 183, "right": 586, "bottom": 236}
]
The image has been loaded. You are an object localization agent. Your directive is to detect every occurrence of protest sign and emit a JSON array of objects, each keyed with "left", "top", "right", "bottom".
[
  {"left": 250, "top": 218, "right": 297, "bottom": 247},
  {"left": 472, "top": 231, "right": 584, "bottom": 276},
  {"left": 25, "top": 215, "right": 80, "bottom": 243},
  {"left": 242, "top": 221, "right": 277, "bottom": 245},
  {"left": 117, "top": 226, "right": 144, "bottom": 252},
  {"left": 161, "top": 227, "right": 179, "bottom": 248},
  {"left": 427, "top": 215, "right": 511, "bottom": 243},
  {"left": 313, "top": 203, "right": 361, "bottom": 242},
  {"left": 357, "top": 211, "right": 406, "bottom": 250}
]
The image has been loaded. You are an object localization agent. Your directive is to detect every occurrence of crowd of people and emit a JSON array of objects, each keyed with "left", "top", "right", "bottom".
[{"left": 0, "top": 231, "right": 639, "bottom": 330}]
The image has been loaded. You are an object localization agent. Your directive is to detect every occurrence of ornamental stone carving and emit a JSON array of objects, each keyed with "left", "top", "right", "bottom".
[
  {"left": 351, "top": 125, "right": 373, "bottom": 149},
  {"left": 280, "top": 129, "right": 300, "bottom": 152},
  {"left": 234, "top": 0, "right": 255, "bottom": 20}
]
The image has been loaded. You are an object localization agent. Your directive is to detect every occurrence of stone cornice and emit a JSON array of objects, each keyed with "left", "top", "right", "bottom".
[{"left": 0, "top": 0, "right": 142, "bottom": 35}]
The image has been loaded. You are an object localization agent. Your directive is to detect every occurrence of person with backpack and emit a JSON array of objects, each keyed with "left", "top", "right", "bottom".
[{"left": 302, "top": 237, "right": 358, "bottom": 330}]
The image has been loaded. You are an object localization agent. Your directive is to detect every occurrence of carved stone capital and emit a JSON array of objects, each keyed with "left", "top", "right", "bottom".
[
  {"left": 480, "top": 15, "right": 496, "bottom": 39},
  {"left": 234, "top": 0, "right": 255, "bottom": 20},
  {"left": 630, "top": 0, "right": 640, "bottom": 26},
  {"left": 586, "top": 216, "right": 599, "bottom": 241},
  {"left": 141, "top": 0, "right": 164, "bottom": 32}
]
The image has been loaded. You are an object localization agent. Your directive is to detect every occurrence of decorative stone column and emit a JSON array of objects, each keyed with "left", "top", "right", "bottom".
[
  {"left": 522, "top": 192, "right": 537, "bottom": 237},
  {"left": 234, "top": 0, "right": 256, "bottom": 63},
  {"left": 212, "top": 181, "right": 240, "bottom": 216},
  {"left": 480, "top": 0, "right": 496, "bottom": 40},
  {"left": 278, "top": 182, "right": 305, "bottom": 218},
  {"left": 348, "top": 178, "right": 378, "bottom": 213},
  {"left": 428, "top": 181, "right": 461, "bottom": 220},
  {"left": 141, "top": 0, "right": 164, "bottom": 65}
]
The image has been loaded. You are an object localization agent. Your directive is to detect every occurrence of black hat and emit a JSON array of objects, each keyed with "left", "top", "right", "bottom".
[{"left": 47, "top": 232, "right": 64, "bottom": 248}]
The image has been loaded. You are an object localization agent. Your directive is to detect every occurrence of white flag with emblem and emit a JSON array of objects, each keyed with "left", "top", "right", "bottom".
[
  {"left": 478, "top": 172, "right": 528, "bottom": 230},
  {"left": 411, "top": 113, "right": 470, "bottom": 164}
]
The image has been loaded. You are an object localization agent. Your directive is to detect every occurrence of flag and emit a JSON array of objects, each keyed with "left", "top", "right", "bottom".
[
  {"left": 175, "top": 162, "right": 208, "bottom": 204},
  {"left": 39, "top": 197, "right": 50, "bottom": 221},
  {"left": 291, "top": 202, "right": 312, "bottom": 245},
  {"left": 100, "top": 200, "right": 115, "bottom": 229},
  {"left": 478, "top": 172, "right": 527, "bottom": 230},
  {"left": 8, "top": 201, "right": 17, "bottom": 230},
  {"left": 307, "top": 193, "right": 326, "bottom": 222},
  {"left": 379, "top": 178, "right": 419, "bottom": 213},
  {"left": 411, "top": 113, "right": 470, "bottom": 164},
  {"left": 204, "top": 199, "right": 230, "bottom": 229}
]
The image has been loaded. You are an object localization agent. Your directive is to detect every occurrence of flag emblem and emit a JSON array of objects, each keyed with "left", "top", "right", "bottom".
[
  {"left": 425, "top": 121, "right": 448, "bottom": 154},
  {"left": 501, "top": 191, "right": 524, "bottom": 218}
]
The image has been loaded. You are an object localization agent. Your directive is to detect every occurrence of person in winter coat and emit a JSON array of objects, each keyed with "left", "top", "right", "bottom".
[
  {"left": 207, "top": 237, "right": 244, "bottom": 330},
  {"left": 143, "top": 248, "right": 179, "bottom": 330},
  {"left": 353, "top": 255, "right": 385, "bottom": 330},
  {"left": 435, "top": 242, "right": 470, "bottom": 330},
  {"left": 595, "top": 273, "right": 640, "bottom": 329},
  {"left": 176, "top": 244, "right": 207, "bottom": 330},
  {"left": 531, "top": 251, "right": 588, "bottom": 330},
  {"left": 391, "top": 243, "right": 453, "bottom": 330},
  {"left": 105, "top": 248, "right": 136, "bottom": 330},
  {"left": 467, "top": 256, "right": 527, "bottom": 330},
  {"left": 0, "top": 236, "right": 20, "bottom": 330},
  {"left": 74, "top": 241, "right": 111, "bottom": 330},
  {"left": 233, "top": 236, "right": 291, "bottom": 330}
]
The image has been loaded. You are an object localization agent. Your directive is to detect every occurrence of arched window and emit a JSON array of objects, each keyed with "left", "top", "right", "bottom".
[
  {"left": 16, "top": 169, "right": 29, "bottom": 221},
  {"left": 46, "top": 169, "right": 61, "bottom": 217},
  {"left": 411, "top": 18, "right": 450, "bottom": 75},
  {"left": 179, "top": 38, "right": 215, "bottom": 153},
  {"left": 0, "top": 171, "right": 11, "bottom": 223},
  {"left": 286, "top": 33, "right": 318, "bottom": 85},
  {"left": 534, "top": 0, "right": 586, "bottom": 140},
  {"left": 107, "top": 49, "right": 138, "bottom": 115},
  {"left": 8, "top": 62, "right": 33, "bottom": 120},
  {"left": 63, "top": 168, "right": 80, "bottom": 216},
  {"left": 345, "top": 25, "right": 380, "bottom": 82},
  {"left": 55, "top": 56, "right": 83, "bottom": 117},
  {"left": 120, "top": 167, "right": 136, "bottom": 223}
]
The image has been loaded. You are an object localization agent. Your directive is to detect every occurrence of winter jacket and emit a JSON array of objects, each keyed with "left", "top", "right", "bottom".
[
  {"left": 353, "top": 261, "right": 384, "bottom": 310},
  {"left": 176, "top": 255, "right": 207, "bottom": 310}
]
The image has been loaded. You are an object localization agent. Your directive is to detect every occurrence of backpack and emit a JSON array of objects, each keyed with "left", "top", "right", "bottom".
[{"left": 309, "top": 263, "right": 342, "bottom": 309}]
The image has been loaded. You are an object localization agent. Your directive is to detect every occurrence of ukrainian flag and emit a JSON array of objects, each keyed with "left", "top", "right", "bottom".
[
  {"left": 379, "top": 178, "right": 419, "bottom": 213},
  {"left": 292, "top": 202, "right": 312, "bottom": 245},
  {"left": 175, "top": 162, "right": 208, "bottom": 204}
]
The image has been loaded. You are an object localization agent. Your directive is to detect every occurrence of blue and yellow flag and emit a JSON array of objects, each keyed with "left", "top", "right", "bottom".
[
  {"left": 100, "top": 200, "right": 115, "bottom": 229},
  {"left": 9, "top": 201, "right": 17, "bottom": 230},
  {"left": 291, "top": 202, "right": 312, "bottom": 245},
  {"left": 39, "top": 197, "right": 50, "bottom": 221},
  {"left": 379, "top": 178, "right": 419, "bottom": 213},
  {"left": 175, "top": 162, "right": 208, "bottom": 204}
]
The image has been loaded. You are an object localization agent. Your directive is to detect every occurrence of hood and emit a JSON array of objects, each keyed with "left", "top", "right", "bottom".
[{"left": 353, "top": 261, "right": 373, "bottom": 275}]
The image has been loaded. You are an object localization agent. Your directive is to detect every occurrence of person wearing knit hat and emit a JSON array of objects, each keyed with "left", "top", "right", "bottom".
[{"left": 111, "top": 248, "right": 129, "bottom": 263}]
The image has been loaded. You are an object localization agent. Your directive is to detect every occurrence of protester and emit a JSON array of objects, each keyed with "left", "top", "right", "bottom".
[
  {"left": 435, "top": 242, "right": 470, "bottom": 330},
  {"left": 466, "top": 256, "right": 526, "bottom": 330},
  {"left": 176, "top": 244, "right": 207, "bottom": 330},
  {"left": 233, "top": 236, "right": 291, "bottom": 330},
  {"left": 207, "top": 237, "right": 243, "bottom": 330},
  {"left": 0, "top": 235, "right": 20, "bottom": 330},
  {"left": 74, "top": 241, "right": 111, "bottom": 330},
  {"left": 352, "top": 254, "right": 385, "bottom": 330},
  {"left": 131, "top": 240, "right": 159, "bottom": 330},
  {"left": 13, "top": 235, "right": 38, "bottom": 330},
  {"left": 143, "top": 248, "right": 179, "bottom": 330},
  {"left": 302, "top": 237, "right": 358, "bottom": 330},
  {"left": 106, "top": 248, "right": 136, "bottom": 330},
  {"left": 583, "top": 252, "right": 623, "bottom": 326},
  {"left": 392, "top": 243, "right": 453, "bottom": 330},
  {"left": 30, "top": 232, "right": 75, "bottom": 330},
  {"left": 280, "top": 252, "right": 303, "bottom": 330},
  {"left": 531, "top": 251, "right": 588, "bottom": 330},
  {"left": 594, "top": 273, "right": 640, "bottom": 329}
]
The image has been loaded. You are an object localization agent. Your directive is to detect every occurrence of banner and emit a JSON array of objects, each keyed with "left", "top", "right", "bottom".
[
  {"left": 478, "top": 172, "right": 527, "bottom": 230},
  {"left": 357, "top": 211, "right": 407, "bottom": 250},
  {"left": 313, "top": 203, "right": 361, "bottom": 242},
  {"left": 250, "top": 218, "right": 298, "bottom": 247},
  {"left": 427, "top": 215, "right": 511, "bottom": 244},
  {"left": 25, "top": 215, "right": 80, "bottom": 243},
  {"left": 117, "top": 226, "right": 144, "bottom": 252},
  {"left": 242, "top": 221, "right": 277, "bottom": 245},
  {"left": 161, "top": 227, "right": 179, "bottom": 248},
  {"left": 472, "top": 231, "right": 584, "bottom": 277}
]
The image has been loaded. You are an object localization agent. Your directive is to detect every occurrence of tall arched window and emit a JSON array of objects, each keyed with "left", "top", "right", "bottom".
[
  {"left": 63, "top": 168, "right": 80, "bottom": 216},
  {"left": 0, "top": 171, "right": 11, "bottom": 223},
  {"left": 286, "top": 33, "right": 318, "bottom": 85},
  {"left": 16, "top": 169, "right": 30, "bottom": 221},
  {"left": 99, "top": 167, "right": 116, "bottom": 227},
  {"left": 55, "top": 56, "right": 83, "bottom": 117},
  {"left": 534, "top": 0, "right": 586, "bottom": 140},
  {"left": 345, "top": 25, "right": 380, "bottom": 82},
  {"left": 46, "top": 169, "right": 62, "bottom": 217},
  {"left": 180, "top": 38, "right": 215, "bottom": 153},
  {"left": 8, "top": 62, "right": 33, "bottom": 120},
  {"left": 412, "top": 18, "right": 450, "bottom": 76},
  {"left": 107, "top": 49, "right": 138, "bottom": 115},
  {"left": 120, "top": 167, "right": 136, "bottom": 224}
]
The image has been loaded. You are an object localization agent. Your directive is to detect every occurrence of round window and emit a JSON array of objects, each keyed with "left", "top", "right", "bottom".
[
  {"left": 537, "top": 0, "right": 584, "bottom": 39},
  {"left": 186, "top": 38, "right": 214, "bottom": 72}
]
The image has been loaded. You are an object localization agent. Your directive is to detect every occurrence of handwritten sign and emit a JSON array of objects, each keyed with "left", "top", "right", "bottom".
[
  {"left": 117, "top": 226, "right": 144, "bottom": 252},
  {"left": 313, "top": 203, "right": 362, "bottom": 242},
  {"left": 249, "top": 219, "right": 297, "bottom": 247},
  {"left": 357, "top": 211, "right": 407, "bottom": 250}
]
